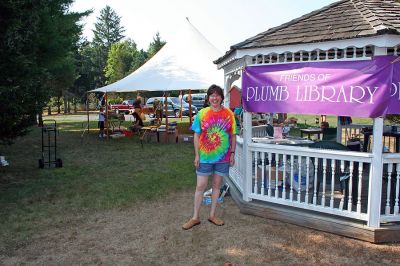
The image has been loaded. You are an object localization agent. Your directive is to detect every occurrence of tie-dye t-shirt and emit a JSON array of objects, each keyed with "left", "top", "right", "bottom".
[{"left": 191, "top": 107, "right": 236, "bottom": 163}]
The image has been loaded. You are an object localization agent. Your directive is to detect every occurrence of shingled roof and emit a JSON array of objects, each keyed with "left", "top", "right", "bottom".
[{"left": 215, "top": 0, "right": 400, "bottom": 64}]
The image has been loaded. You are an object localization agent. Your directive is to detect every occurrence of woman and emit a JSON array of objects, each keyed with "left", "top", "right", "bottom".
[
  {"left": 182, "top": 84, "right": 236, "bottom": 230},
  {"left": 130, "top": 111, "right": 144, "bottom": 133}
]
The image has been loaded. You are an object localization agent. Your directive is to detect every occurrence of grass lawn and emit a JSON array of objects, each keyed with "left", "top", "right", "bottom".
[
  {"left": 287, "top": 114, "right": 373, "bottom": 128},
  {"left": 0, "top": 116, "right": 195, "bottom": 252},
  {"left": 1, "top": 114, "right": 399, "bottom": 265}
]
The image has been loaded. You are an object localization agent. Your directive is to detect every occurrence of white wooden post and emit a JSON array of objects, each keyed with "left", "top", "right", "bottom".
[
  {"left": 242, "top": 111, "right": 252, "bottom": 202},
  {"left": 367, "top": 117, "right": 384, "bottom": 227},
  {"left": 336, "top": 117, "right": 342, "bottom": 144},
  {"left": 223, "top": 75, "right": 230, "bottom": 108}
]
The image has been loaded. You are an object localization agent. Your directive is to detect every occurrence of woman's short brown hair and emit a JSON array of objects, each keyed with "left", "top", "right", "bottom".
[{"left": 207, "top": 84, "right": 224, "bottom": 102}]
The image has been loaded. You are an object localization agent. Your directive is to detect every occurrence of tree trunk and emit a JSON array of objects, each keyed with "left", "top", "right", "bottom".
[
  {"left": 47, "top": 106, "right": 52, "bottom": 115},
  {"left": 57, "top": 96, "right": 61, "bottom": 114},
  {"left": 64, "top": 94, "right": 68, "bottom": 114},
  {"left": 73, "top": 99, "right": 77, "bottom": 113},
  {"left": 38, "top": 112, "right": 43, "bottom": 126}
]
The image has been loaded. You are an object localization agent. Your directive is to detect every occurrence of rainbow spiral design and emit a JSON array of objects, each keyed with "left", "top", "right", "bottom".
[{"left": 192, "top": 107, "right": 235, "bottom": 163}]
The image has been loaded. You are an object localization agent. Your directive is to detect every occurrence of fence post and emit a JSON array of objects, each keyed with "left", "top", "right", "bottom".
[
  {"left": 242, "top": 111, "right": 252, "bottom": 202},
  {"left": 367, "top": 117, "right": 384, "bottom": 228}
]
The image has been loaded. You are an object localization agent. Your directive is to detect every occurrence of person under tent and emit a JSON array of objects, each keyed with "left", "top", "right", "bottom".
[{"left": 130, "top": 112, "right": 144, "bottom": 133}]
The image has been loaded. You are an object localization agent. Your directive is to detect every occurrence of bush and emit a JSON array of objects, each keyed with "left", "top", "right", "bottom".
[{"left": 386, "top": 115, "right": 400, "bottom": 124}]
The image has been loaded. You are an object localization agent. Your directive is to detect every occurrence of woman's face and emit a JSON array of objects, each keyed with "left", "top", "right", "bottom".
[{"left": 208, "top": 92, "right": 222, "bottom": 108}]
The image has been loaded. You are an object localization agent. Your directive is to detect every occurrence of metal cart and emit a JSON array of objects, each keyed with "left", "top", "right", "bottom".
[{"left": 39, "top": 119, "right": 62, "bottom": 168}]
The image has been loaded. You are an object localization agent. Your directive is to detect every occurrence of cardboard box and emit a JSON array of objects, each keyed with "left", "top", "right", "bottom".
[
  {"left": 257, "top": 165, "right": 284, "bottom": 188},
  {"left": 158, "top": 131, "right": 178, "bottom": 143}
]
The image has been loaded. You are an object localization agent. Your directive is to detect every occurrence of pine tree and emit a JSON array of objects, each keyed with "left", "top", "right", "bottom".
[
  {"left": 147, "top": 32, "right": 166, "bottom": 59},
  {"left": 91, "top": 5, "right": 126, "bottom": 86}
]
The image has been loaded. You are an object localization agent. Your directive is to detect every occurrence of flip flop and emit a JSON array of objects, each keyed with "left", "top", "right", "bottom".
[
  {"left": 182, "top": 218, "right": 201, "bottom": 230},
  {"left": 208, "top": 216, "right": 224, "bottom": 226}
]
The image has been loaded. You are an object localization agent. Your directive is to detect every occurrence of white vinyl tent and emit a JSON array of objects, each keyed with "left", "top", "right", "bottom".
[
  {"left": 92, "top": 18, "right": 223, "bottom": 93},
  {"left": 88, "top": 18, "right": 223, "bottom": 137}
]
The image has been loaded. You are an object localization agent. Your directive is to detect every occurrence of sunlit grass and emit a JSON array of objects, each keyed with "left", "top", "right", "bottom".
[{"left": 0, "top": 118, "right": 196, "bottom": 251}]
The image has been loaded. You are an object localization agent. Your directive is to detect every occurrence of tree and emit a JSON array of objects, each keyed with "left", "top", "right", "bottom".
[
  {"left": 147, "top": 32, "right": 166, "bottom": 59},
  {"left": 0, "top": 0, "right": 88, "bottom": 144},
  {"left": 92, "top": 5, "right": 125, "bottom": 87},
  {"left": 131, "top": 49, "right": 148, "bottom": 71},
  {"left": 105, "top": 39, "right": 138, "bottom": 83}
]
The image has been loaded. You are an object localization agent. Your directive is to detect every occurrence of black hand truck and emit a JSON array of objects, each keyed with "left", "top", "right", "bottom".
[{"left": 38, "top": 119, "right": 62, "bottom": 168}]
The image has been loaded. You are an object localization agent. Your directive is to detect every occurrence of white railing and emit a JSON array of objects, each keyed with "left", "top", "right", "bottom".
[
  {"left": 381, "top": 153, "right": 400, "bottom": 223},
  {"left": 229, "top": 135, "right": 400, "bottom": 225},
  {"left": 247, "top": 143, "right": 373, "bottom": 221},
  {"left": 229, "top": 136, "right": 244, "bottom": 193}
]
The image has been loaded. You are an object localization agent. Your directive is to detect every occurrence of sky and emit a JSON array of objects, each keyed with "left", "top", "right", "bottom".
[{"left": 70, "top": 0, "right": 338, "bottom": 54}]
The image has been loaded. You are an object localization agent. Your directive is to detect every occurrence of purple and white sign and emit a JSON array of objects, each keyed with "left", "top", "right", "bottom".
[
  {"left": 242, "top": 56, "right": 399, "bottom": 118},
  {"left": 388, "top": 59, "right": 400, "bottom": 114}
]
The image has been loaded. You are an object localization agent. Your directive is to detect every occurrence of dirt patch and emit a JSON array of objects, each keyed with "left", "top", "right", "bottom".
[{"left": 1, "top": 190, "right": 400, "bottom": 265}]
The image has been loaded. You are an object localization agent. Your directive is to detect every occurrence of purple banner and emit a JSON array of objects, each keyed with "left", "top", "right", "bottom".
[
  {"left": 242, "top": 56, "right": 399, "bottom": 118},
  {"left": 388, "top": 58, "right": 400, "bottom": 114}
]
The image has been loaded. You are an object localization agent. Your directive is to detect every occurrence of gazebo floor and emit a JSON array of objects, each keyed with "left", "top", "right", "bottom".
[{"left": 225, "top": 177, "right": 400, "bottom": 243}]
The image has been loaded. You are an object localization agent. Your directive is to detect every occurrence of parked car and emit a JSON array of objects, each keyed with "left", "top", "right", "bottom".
[
  {"left": 110, "top": 99, "right": 134, "bottom": 114},
  {"left": 145, "top": 97, "right": 198, "bottom": 117},
  {"left": 182, "top": 93, "right": 207, "bottom": 110}
]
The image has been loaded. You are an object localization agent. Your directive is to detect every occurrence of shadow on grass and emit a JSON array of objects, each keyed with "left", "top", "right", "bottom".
[{"left": 0, "top": 119, "right": 196, "bottom": 250}]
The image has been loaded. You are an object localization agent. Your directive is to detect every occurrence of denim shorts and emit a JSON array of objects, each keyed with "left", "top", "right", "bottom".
[{"left": 196, "top": 162, "right": 230, "bottom": 178}]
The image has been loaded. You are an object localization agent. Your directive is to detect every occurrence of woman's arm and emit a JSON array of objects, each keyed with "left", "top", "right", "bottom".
[
  {"left": 230, "top": 135, "right": 236, "bottom": 166},
  {"left": 193, "top": 133, "right": 200, "bottom": 169}
]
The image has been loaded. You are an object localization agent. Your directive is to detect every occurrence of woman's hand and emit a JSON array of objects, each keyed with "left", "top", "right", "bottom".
[
  {"left": 194, "top": 155, "right": 200, "bottom": 169},
  {"left": 230, "top": 153, "right": 235, "bottom": 166}
]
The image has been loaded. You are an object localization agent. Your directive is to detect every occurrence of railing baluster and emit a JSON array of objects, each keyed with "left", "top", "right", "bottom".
[
  {"left": 283, "top": 154, "right": 287, "bottom": 200},
  {"left": 305, "top": 156, "right": 310, "bottom": 204},
  {"left": 339, "top": 160, "right": 345, "bottom": 210},
  {"left": 357, "top": 163, "right": 363, "bottom": 213},
  {"left": 268, "top": 152, "right": 272, "bottom": 196},
  {"left": 254, "top": 152, "right": 258, "bottom": 194},
  {"left": 275, "top": 154, "right": 280, "bottom": 198},
  {"left": 313, "top": 157, "right": 318, "bottom": 205},
  {"left": 261, "top": 152, "right": 265, "bottom": 196},
  {"left": 290, "top": 155, "right": 294, "bottom": 201},
  {"left": 348, "top": 161, "right": 354, "bottom": 212},
  {"left": 330, "top": 160, "right": 335, "bottom": 208},
  {"left": 395, "top": 163, "right": 400, "bottom": 215},
  {"left": 385, "top": 163, "right": 393, "bottom": 215},
  {"left": 297, "top": 155, "right": 302, "bottom": 202},
  {"left": 322, "top": 158, "right": 327, "bottom": 207}
]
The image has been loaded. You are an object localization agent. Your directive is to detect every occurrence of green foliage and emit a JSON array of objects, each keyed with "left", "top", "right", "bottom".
[
  {"left": 93, "top": 5, "right": 125, "bottom": 50},
  {"left": 105, "top": 39, "right": 138, "bottom": 83},
  {"left": 131, "top": 49, "right": 148, "bottom": 71},
  {"left": 91, "top": 5, "right": 125, "bottom": 87},
  {"left": 386, "top": 115, "right": 400, "bottom": 124},
  {"left": 0, "top": 0, "right": 89, "bottom": 144},
  {"left": 147, "top": 32, "right": 166, "bottom": 59}
]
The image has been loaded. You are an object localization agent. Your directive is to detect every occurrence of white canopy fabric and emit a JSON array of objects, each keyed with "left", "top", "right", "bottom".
[{"left": 92, "top": 18, "right": 223, "bottom": 93}]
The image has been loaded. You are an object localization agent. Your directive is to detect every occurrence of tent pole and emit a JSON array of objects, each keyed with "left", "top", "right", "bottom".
[
  {"left": 188, "top": 89, "right": 193, "bottom": 125},
  {"left": 86, "top": 93, "right": 89, "bottom": 133},
  {"left": 105, "top": 92, "right": 109, "bottom": 139},
  {"left": 164, "top": 93, "right": 169, "bottom": 143},
  {"left": 179, "top": 90, "right": 183, "bottom": 121}
]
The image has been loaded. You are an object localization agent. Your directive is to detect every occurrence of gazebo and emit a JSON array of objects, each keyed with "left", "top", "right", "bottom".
[{"left": 215, "top": 0, "right": 400, "bottom": 243}]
